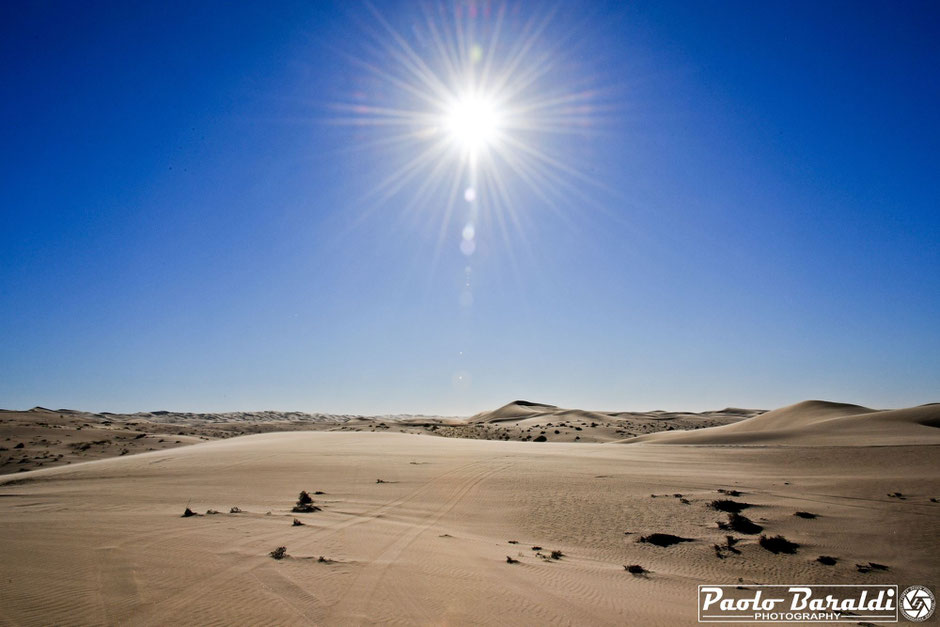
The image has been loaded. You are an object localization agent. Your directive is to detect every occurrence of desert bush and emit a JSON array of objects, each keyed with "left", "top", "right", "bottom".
[
  {"left": 624, "top": 564, "right": 647, "bottom": 574},
  {"left": 817, "top": 555, "right": 837, "bottom": 565},
  {"left": 710, "top": 499, "right": 750, "bottom": 513},
  {"left": 793, "top": 511, "right": 817, "bottom": 519},
  {"left": 292, "top": 491, "right": 321, "bottom": 513},
  {"left": 759, "top": 535, "right": 799, "bottom": 554},
  {"left": 856, "top": 562, "right": 888, "bottom": 573},
  {"left": 506, "top": 556, "right": 519, "bottom": 564},
  {"left": 270, "top": 546, "right": 287, "bottom": 560},
  {"left": 718, "top": 513, "right": 762, "bottom": 534},
  {"left": 292, "top": 518, "right": 305, "bottom": 526},
  {"left": 638, "top": 533, "right": 692, "bottom": 547},
  {"left": 550, "top": 550, "right": 564, "bottom": 559}
]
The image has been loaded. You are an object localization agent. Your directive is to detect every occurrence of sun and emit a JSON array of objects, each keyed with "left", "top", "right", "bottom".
[{"left": 443, "top": 93, "right": 502, "bottom": 156}]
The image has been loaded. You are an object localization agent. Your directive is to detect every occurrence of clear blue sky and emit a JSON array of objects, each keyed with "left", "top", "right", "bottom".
[{"left": 2, "top": 1, "right": 938, "bottom": 415}]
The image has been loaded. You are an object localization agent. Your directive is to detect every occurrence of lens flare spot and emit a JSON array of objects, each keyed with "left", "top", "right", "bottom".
[
  {"left": 462, "top": 223, "right": 475, "bottom": 241},
  {"left": 464, "top": 187, "right": 476, "bottom": 202},
  {"left": 460, "top": 239, "right": 476, "bottom": 256},
  {"left": 452, "top": 370, "right": 472, "bottom": 390}
]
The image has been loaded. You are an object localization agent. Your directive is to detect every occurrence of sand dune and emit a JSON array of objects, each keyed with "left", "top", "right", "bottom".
[
  {"left": 0, "top": 401, "right": 937, "bottom": 624},
  {"left": 459, "top": 400, "right": 759, "bottom": 442},
  {"left": 1, "top": 403, "right": 760, "bottom": 474},
  {"left": 624, "top": 400, "right": 940, "bottom": 446}
]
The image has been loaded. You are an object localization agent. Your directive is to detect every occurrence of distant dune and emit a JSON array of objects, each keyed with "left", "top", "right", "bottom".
[
  {"left": 4, "top": 400, "right": 938, "bottom": 476},
  {"left": 0, "top": 402, "right": 764, "bottom": 474},
  {"left": 462, "top": 400, "right": 761, "bottom": 442},
  {"left": 623, "top": 400, "right": 940, "bottom": 446}
]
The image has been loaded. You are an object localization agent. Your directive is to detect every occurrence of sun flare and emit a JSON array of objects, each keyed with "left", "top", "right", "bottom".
[{"left": 333, "top": 2, "right": 606, "bottom": 266}]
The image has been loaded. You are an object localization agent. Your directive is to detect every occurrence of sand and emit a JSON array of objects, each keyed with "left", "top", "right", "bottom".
[{"left": 0, "top": 400, "right": 937, "bottom": 625}]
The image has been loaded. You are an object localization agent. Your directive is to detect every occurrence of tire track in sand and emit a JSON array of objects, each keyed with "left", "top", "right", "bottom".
[
  {"left": 136, "top": 460, "right": 490, "bottom": 623},
  {"left": 323, "top": 460, "right": 512, "bottom": 624}
]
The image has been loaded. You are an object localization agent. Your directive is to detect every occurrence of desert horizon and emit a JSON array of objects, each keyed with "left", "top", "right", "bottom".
[{"left": 2, "top": 398, "right": 940, "bottom": 475}]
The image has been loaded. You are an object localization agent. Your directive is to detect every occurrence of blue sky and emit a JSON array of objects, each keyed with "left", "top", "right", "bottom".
[{"left": 2, "top": 1, "right": 938, "bottom": 415}]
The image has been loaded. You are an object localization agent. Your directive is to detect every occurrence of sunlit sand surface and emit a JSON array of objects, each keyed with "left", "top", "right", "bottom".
[{"left": 1, "top": 401, "right": 937, "bottom": 625}]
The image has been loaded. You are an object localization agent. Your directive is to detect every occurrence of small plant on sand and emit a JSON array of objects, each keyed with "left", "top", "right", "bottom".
[
  {"left": 759, "top": 535, "right": 799, "bottom": 554},
  {"left": 717, "top": 488, "right": 741, "bottom": 497},
  {"left": 710, "top": 499, "right": 751, "bottom": 514},
  {"left": 181, "top": 507, "right": 199, "bottom": 518},
  {"left": 713, "top": 535, "right": 741, "bottom": 558},
  {"left": 793, "top": 511, "right": 817, "bottom": 519},
  {"left": 292, "top": 491, "right": 321, "bottom": 513},
  {"left": 624, "top": 564, "right": 647, "bottom": 575},
  {"left": 292, "top": 518, "right": 305, "bottom": 526},
  {"left": 856, "top": 562, "right": 889, "bottom": 573},
  {"left": 506, "top": 556, "right": 519, "bottom": 564},
  {"left": 230, "top": 506, "right": 242, "bottom": 513},
  {"left": 816, "top": 555, "right": 837, "bottom": 566},
  {"left": 550, "top": 550, "right": 564, "bottom": 560},
  {"left": 533, "top": 435, "right": 547, "bottom": 442},
  {"left": 638, "top": 533, "right": 692, "bottom": 547},
  {"left": 270, "top": 546, "right": 288, "bottom": 560},
  {"left": 718, "top": 513, "right": 763, "bottom": 534}
]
